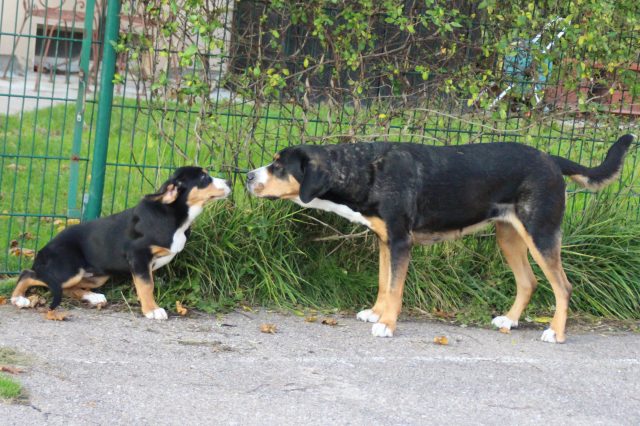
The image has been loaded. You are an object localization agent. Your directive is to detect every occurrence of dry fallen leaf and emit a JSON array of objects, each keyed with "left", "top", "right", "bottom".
[
  {"left": 7, "top": 163, "right": 26, "bottom": 171},
  {"left": 9, "top": 247, "right": 35, "bottom": 258},
  {"left": 304, "top": 316, "right": 318, "bottom": 323},
  {"left": 533, "top": 316, "right": 553, "bottom": 324},
  {"left": 45, "top": 310, "right": 70, "bottom": 321},
  {"left": 28, "top": 294, "right": 47, "bottom": 308},
  {"left": 0, "top": 296, "right": 7, "bottom": 305},
  {"left": 176, "top": 301, "right": 188, "bottom": 316},
  {"left": 67, "top": 219, "right": 80, "bottom": 226},
  {"left": 433, "top": 309, "right": 455, "bottom": 319},
  {"left": 321, "top": 318, "right": 338, "bottom": 326},
  {"left": 260, "top": 323, "right": 277, "bottom": 334},
  {"left": 0, "top": 366, "right": 23, "bottom": 375},
  {"left": 17, "top": 231, "right": 34, "bottom": 240},
  {"left": 499, "top": 327, "right": 511, "bottom": 334},
  {"left": 433, "top": 335, "right": 449, "bottom": 345}
]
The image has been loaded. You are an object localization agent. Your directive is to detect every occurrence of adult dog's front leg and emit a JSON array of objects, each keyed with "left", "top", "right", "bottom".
[
  {"left": 357, "top": 239, "right": 390, "bottom": 323},
  {"left": 130, "top": 249, "right": 167, "bottom": 320},
  {"left": 371, "top": 235, "right": 411, "bottom": 337}
]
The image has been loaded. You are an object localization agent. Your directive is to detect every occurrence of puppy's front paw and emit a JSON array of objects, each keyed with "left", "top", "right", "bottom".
[
  {"left": 145, "top": 308, "right": 168, "bottom": 320},
  {"left": 11, "top": 296, "right": 31, "bottom": 308},
  {"left": 491, "top": 316, "right": 518, "bottom": 330},
  {"left": 356, "top": 309, "right": 380, "bottom": 323},
  {"left": 371, "top": 322, "right": 394, "bottom": 337},
  {"left": 82, "top": 292, "right": 107, "bottom": 306}
]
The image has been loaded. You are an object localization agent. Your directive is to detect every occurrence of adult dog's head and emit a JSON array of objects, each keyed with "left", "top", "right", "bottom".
[
  {"left": 246, "top": 145, "right": 331, "bottom": 203},
  {"left": 146, "top": 166, "right": 232, "bottom": 208}
]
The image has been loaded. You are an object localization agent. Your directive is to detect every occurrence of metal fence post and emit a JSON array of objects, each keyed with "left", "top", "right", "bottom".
[
  {"left": 67, "top": 0, "right": 97, "bottom": 218},
  {"left": 83, "top": 0, "right": 121, "bottom": 221}
]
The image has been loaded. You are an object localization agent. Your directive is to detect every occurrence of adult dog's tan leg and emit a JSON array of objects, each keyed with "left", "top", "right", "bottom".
[
  {"left": 510, "top": 219, "right": 572, "bottom": 343},
  {"left": 357, "top": 239, "right": 390, "bottom": 323},
  {"left": 371, "top": 236, "right": 411, "bottom": 337},
  {"left": 492, "top": 222, "right": 538, "bottom": 331}
]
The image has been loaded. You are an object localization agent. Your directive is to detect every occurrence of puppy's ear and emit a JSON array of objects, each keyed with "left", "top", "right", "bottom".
[
  {"left": 299, "top": 159, "right": 330, "bottom": 203},
  {"left": 145, "top": 182, "right": 179, "bottom": 204}
]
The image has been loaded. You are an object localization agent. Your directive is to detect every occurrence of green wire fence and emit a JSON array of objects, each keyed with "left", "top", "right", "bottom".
[{"left": 1, "top": 0, "right": 639, "bottom": 275}]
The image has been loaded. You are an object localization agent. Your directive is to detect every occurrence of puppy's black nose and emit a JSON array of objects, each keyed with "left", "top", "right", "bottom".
[{"left": 247, "top": 171, "right": 255, "bottom": 182}]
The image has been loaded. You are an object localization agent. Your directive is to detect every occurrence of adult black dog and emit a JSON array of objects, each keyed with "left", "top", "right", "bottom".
[
  {"left": 12, "top": 166, "right": 231, "bottom": 319},
  {"left": 246, "top": 135, "right": 634, "bottom": 343}
]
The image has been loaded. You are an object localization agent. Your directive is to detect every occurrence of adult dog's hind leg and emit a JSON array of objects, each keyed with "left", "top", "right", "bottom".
[
  {"left": 510, "top": 219, "right": 572, "bottom": 343},
  {"left": 492, "top": 222, "right": 538, "bottom": 331}
]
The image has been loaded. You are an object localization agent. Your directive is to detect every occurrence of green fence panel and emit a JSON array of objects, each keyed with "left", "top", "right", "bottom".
[{"left": 1, "top": 1, "right": 638, "bottom": 275}]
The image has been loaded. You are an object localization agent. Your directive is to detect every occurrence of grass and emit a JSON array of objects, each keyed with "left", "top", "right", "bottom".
[
  {"left": 0, "top": 375, "right": 23, "bottom": 403},
  {"left": 0, "top": 347, "right": 29, "bottom": 404},
  {"left": 1, "top": 100, "right": 639, "bottom": 321}
]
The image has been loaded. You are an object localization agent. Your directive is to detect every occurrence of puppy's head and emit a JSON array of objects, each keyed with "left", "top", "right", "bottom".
[
  {"left": 146, "top": 166, "right": 231, "bottom": 208},
  {"left": 246, "top": 145, "right": 331, "bottom": 203}
]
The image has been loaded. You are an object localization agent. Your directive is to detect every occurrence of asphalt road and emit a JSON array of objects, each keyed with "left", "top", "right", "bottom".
[{"left": 0, "top": 305, "right": 639, "bottom": 425}]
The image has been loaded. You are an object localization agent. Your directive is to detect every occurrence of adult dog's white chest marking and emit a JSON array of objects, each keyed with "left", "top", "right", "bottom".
[
  {"left": 152, "top": 205, "right": 203, "bottom": 271},
  {"left": 293, "top": 197, "right": 372, "bottom": 227}
]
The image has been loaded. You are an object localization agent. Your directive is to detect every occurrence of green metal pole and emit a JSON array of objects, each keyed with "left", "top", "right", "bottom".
[
  {"left": 84, "top": 0, "right": 121, "bottom": 221},
  {"left": 67, "top": 0, "right": 97, "bottom": 218}
]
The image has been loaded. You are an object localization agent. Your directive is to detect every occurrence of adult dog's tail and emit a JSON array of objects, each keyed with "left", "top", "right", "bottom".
[{"left": 551, "top": 134, "right": 635, "bottom": 190}]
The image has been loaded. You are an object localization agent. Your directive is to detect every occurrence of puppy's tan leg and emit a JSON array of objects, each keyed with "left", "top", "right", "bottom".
[
  {"left": 64, "top": 277, "right": 109, "bottom": 307},
  {"left": 11, "top": 276, "right": 47, "bottom": 308},
  {"left": 132, "top": 271, "right": 167, "bottom": 320},
  {"left": 492, "top": 222, "right": 538, "bottom": 331}
]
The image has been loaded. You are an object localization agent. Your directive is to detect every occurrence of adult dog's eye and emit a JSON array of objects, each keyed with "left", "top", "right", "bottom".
[{"left": 273, "top": 163, "right": 282, "bottom": 170}]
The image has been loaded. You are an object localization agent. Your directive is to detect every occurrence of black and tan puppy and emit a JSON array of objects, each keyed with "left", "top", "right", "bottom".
[
  {"left": 11, "top": 167, "right": 231, "bottom": 319},
  {"left": 246, "top": 135, "right": 634, "bottom": 342}
]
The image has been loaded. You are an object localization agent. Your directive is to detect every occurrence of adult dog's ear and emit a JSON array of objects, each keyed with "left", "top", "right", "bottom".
[
  {"left": 299, "top": 157, "right": 330, "bottom": 203},
  {"left": 145, "top": 182, "right": 179, "bottom": 204}
]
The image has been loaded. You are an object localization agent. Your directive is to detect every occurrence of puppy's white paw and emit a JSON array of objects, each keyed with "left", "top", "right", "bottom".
[
  {"left": 82, "top": 292, "right": 107, "bottom": 306},
  {"left": 491, "top": 316, "right": 518, "bottom": 330},
  {"left": 541, "top": 328, "right": 557, "bottom": 343},
  {"left": 145, "top": 308, "right": 168, "bottom": 320},
  {"left": 356, "top": 309, "right": 380, "bottom": 323},
  {"left": 11, "top": 296, "right": 31, "bottom": 308},
  {"left": 371, "top": 322, "right": 394, "bottom": 337}
]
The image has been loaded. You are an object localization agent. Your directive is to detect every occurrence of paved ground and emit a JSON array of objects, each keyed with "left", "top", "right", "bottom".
[{"left": 0, "top": 304, "right": 639, "bottom": 425}]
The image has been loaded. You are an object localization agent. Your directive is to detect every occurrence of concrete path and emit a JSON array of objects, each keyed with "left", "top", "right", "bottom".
[{"left": 0, "top": 305, "right": 639, "bottom": 425}]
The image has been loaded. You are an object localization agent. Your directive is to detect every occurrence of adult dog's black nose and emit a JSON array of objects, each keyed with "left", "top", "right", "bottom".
[{"left": 247, "top": 171, "right": 255, "bottom": 182}]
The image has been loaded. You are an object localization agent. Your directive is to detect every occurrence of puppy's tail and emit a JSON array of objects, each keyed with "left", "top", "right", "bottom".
[{"left": 552, "top": 134, "right": 635, "bottom": 191}]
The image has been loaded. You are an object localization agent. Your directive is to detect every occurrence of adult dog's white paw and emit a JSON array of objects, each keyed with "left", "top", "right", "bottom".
[
  {"left": 356, "top": 309, "right": 380, "bottom": 323},
  {"left": 371, "top": 322, "right": 394, "bottom": 337},
  {"left": 82, "top": 292, "right": 107, "bottom": 306},
  {"left": 541, "top": 328, "right": 557, "bottom": 343},
  {"left": 491, "top": 316, "right": 518, "bottom": 330},
  {"left": 145, "top": 308, "right": 168, "bottom": 320},
  {"left": 11, "top": 296, "right": 31, "bottom": 308}
]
